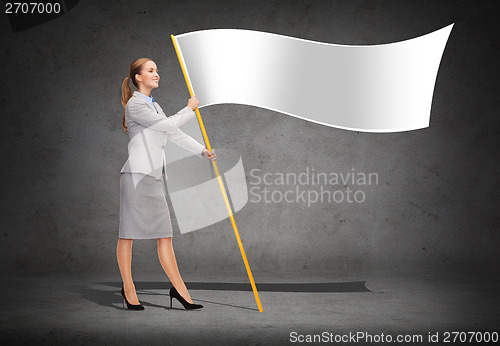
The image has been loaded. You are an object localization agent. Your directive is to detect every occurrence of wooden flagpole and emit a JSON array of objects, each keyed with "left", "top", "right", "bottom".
[{"left": 171, "top": 34, "right": 263, "bottom": 312}]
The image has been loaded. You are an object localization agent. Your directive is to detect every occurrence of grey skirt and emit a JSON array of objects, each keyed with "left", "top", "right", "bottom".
[{"left": 119, "top": 171, "right": 173, "bottom": 239}]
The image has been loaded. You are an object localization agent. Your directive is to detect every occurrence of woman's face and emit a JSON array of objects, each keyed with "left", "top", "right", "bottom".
[{"left": 136, "top": 60, "right": 160, "bottom": 89}]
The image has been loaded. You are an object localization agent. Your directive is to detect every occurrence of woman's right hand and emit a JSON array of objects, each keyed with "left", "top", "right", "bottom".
[{"left": 187, "top": 95, "right": 200, "bottom": 110}]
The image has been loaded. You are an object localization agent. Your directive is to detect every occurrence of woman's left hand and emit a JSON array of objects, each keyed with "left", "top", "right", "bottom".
[{"left": 202, "top": 148, "right": 217, "bottom": 161}]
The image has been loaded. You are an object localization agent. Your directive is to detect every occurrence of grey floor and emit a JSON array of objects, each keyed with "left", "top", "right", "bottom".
[{"left": 1, "top": 270, "right": 498, "bottom": 345}]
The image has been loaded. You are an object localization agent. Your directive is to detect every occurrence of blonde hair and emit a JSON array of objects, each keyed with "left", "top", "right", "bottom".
[{"left": 121, "top": 58, "right": 153, "bottom": 132}]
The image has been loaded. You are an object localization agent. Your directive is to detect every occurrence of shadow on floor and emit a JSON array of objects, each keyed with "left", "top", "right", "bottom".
[
  {"left": 117, "top": 281, "right": 372, "bottom": 292},
  {"left": 67, "top": 281, "right": 370, "bottom": 311}
]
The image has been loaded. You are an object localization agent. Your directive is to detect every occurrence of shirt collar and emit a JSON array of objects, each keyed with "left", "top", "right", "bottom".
[{"left": 135, "top": 91, "right": 155, "bottom": 106}]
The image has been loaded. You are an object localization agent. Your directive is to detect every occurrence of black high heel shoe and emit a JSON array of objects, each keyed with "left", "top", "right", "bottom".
[
  {"left": 121, "top": 287, "right": 145, "bottom": 310},
  {"left": 169, "top": 286, "right": 203, "bottom": 310}
]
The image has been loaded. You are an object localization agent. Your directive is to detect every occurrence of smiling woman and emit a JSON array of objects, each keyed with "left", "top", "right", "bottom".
[
  {"left": 116, "top": 57, "right": 216, "bottom": 311},
  {"left": 137, "top": 61, "right": 160, "bottom": 90}
]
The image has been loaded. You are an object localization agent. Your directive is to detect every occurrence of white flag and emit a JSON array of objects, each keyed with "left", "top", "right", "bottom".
[{"left": 173, "top": 25, "right": 454, "bottom": 132}]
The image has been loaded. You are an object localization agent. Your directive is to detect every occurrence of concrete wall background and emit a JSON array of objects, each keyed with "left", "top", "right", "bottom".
[{"left": 0, "top": 0, "right": 498, "bottom": 278}]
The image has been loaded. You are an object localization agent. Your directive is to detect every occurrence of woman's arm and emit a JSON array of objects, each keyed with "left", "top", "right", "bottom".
[
  {"left": 166, "top": 128, "right": 205, "bottom": 158},
  {"left": 126, "top": 101, "right": 196, "bottom": 131},
  {"left": 126, "top": 95, "right": 200, "bottom": 131}
]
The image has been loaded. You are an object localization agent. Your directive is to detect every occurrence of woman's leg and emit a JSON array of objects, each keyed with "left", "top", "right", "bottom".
[
  {"left": 116, "top": 238, "right": 140, "bottom": 305},
  {"left": 157, "top": 237, "right": 193, "bottom": 304}
]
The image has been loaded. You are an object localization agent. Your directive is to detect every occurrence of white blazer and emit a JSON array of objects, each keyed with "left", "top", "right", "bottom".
[{"left": 120, "top": 91, "right": 205, "bottom": 179}]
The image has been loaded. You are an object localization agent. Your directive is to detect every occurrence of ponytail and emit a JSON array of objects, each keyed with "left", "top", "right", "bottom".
[
  {"left": 121, "top": 76, "right": 132, "bottom": 133},
  {"left": 121, "top": 58, "right": 153, "bottom": 133}
]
